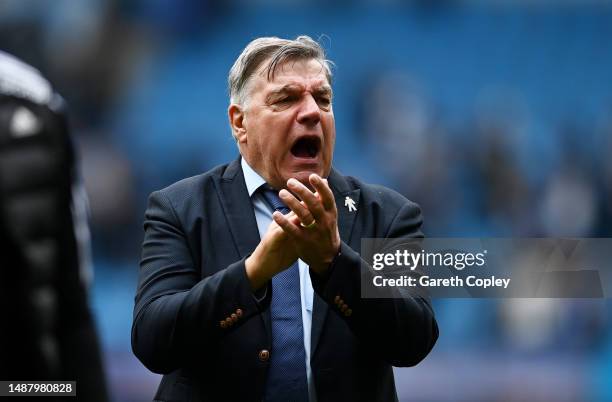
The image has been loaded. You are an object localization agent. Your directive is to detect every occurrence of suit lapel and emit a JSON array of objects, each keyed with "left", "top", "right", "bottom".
[
  {"left": 325, "top": 168, "right": 361, "bottom": 246},
  {"left": 214, "top": 158, "right": 261, "bottom": 258},
  {"left": 214, "top": 157, "right": 273, "bottom": 338},
  {"left": 311, "top": 168, "right": 360, "bottom": 356}
]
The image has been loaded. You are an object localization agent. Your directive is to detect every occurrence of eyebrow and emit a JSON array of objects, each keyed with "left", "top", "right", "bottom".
[
  {"left": 312, "top": 85, "right": 333, "bottom": 96},
  {"left": 265, "top": 83, "right": 333, "bottom": 102}
]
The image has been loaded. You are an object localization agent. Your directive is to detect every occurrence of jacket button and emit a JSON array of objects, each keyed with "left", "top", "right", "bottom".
[
  {"left": 220, "top": 320, "right": 227, "bottom": 329},
  {"left": 236, "top": 308, "right": 243, "bottom": 318},
  {"left": 225, "top": 317, "right": 233, "bottom": 326},
  {"left": 344, "top": 308, "right": 353, "bottom": 317},
  {"left": 231, "top": 313, "right": 238, "bottom": 322},
  {"left": 340, "top": 304, "right": 348, "bottom": 312},
  {"left": 334, "top": 295, "right": 341, "bottom": 304},
  {"left": 259, "top": 349, "right": 270, "bottom": 362}
]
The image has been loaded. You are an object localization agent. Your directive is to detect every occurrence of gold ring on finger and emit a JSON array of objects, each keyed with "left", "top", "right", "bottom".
[{"left": 300, "top": 220, "right": 317, "bottom": 229}]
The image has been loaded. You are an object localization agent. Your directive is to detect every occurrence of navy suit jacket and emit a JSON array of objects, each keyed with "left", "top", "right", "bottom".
[{"left": 132, "top": 158, "right": 438, "bottom": 402}]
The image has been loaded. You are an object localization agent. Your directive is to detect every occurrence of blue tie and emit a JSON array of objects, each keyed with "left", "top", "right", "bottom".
[{"left": 260, "top": 187, "right": 309, "bottom": 402}]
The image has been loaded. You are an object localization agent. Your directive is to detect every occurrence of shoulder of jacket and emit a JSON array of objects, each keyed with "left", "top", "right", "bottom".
[
  {"left": 337, "top": 174, "right": 419, "bottom": 212},
  {"left": 148, "top": 163, "right": 230, "bottom": 210}
]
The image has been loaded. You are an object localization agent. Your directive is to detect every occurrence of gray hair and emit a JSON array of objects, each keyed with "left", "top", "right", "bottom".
[{"left": 228, "top": 35, "right": 333, "bottom": 106}]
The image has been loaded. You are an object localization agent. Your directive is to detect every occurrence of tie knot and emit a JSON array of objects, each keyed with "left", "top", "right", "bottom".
[{"left": 260, "top": 186, "right": 290, "bottom": 215}]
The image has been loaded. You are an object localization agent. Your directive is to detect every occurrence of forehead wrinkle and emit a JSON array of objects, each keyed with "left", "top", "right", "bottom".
[
  {"left": 267, "top": 58, "right": 323, "bottom": 82},
  {"left": 270, "top": 83, "right": 302, "bottom": 93}
]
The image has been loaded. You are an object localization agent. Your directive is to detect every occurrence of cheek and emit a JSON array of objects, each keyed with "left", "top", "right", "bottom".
[
  {"left": 258, "top": 131, "right": 288, "bottom": 165},
  {"left": 324, "top": 140, "right": 334, "bottom": 160},
  {"left": 322, "top": 113, "right": 335, "bottom": 131},
  {"left": 323, "top": 118, "right": 336, "bottom": 152}
]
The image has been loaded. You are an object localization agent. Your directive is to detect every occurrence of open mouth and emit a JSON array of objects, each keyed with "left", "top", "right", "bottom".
[{"left": 290, "top": 136, "right": 320, "bottom": 159}]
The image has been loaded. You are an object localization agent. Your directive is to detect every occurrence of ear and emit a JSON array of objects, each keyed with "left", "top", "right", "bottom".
[{"left": 228, "top": 104, "right": 247, "bottom": 144}]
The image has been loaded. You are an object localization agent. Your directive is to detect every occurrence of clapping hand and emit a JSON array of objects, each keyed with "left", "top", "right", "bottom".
[{"left": 272, "top": 174, "right": 341, "bottom": 274}]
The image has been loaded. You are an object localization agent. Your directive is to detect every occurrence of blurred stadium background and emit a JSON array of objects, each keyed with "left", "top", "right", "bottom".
[{"left": 2, "top": 0, "right": 611, "bottom": 401}]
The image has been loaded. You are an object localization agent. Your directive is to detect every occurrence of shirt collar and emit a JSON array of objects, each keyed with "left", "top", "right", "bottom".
[{"left": 241, "top": 157, "right": 267, "bottom": 197}]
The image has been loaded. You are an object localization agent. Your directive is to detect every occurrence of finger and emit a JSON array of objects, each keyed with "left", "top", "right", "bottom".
[
  {"left": 279, "top": 189, "right": 316, "bottom": 225},
  {"left": 270, "top": 210, "right": 298, "bottom": 227},
  {"left": 282, "top": 210, "right": 302, "bottom": 227},
  {"left": 272, "top": 211, "right": 302, "bottom": 239},
  {"left": 266, "top": 216, "right": 288, "bottom": 240},
  {"left": 287, "top": 210, "right": 302, "bottom": 224},
  {"left": 287, "top": 178, "right": 325, "bottom": 219},
  {"left": 309, "top": 174, "right": 335, "bottom": 211}
]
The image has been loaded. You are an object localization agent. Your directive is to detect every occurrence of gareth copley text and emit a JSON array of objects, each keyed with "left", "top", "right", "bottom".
[{"left": 373, "top": 275, "right": 511, "bottom": 289}]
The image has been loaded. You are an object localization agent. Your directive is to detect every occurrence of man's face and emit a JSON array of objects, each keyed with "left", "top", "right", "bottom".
[{"left": 235, "top": 58, "right": 335, "bottom": 189}]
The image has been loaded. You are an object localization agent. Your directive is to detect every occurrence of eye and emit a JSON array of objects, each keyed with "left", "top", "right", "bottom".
[
  {"left": 276, "top": 95, "right": 297, "bottom": 104},
  {"left": 317, "top": 96, "right": 331, "bottom": 108}
]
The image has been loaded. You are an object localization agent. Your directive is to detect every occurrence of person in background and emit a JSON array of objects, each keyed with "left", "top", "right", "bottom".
[{"left": 0, "top": 50, "right": 108, "bottom": 402}]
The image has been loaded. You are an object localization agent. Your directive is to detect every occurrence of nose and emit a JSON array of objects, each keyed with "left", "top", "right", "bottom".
[{"left": 296, "top": 94, "right": 321, "bottom": 126}]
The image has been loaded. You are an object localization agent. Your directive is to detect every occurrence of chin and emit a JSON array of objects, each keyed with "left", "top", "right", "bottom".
[{"left": 290, "top": 170, "right": 319, "bottom": 189}]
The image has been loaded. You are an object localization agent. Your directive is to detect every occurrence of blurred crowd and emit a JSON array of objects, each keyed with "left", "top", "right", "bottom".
[{"left": 1, "top": 0, "right": 611, "bottom": 401}]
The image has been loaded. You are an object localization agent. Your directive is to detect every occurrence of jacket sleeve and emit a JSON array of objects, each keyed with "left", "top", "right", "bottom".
[
  {"left": 310, "top": 200, "right": 438, "bottom": 367},
  {"left": 131, "top": 190, "right": 269, "bottom": 374}
]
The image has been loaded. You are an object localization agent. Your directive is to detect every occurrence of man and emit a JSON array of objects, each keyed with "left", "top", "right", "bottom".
[
  {"left": 0, "top": 51, "right": 108, "bottom": 401},
  {"left": 132, "top": 35, "right": 438, "bottom": 402}
]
